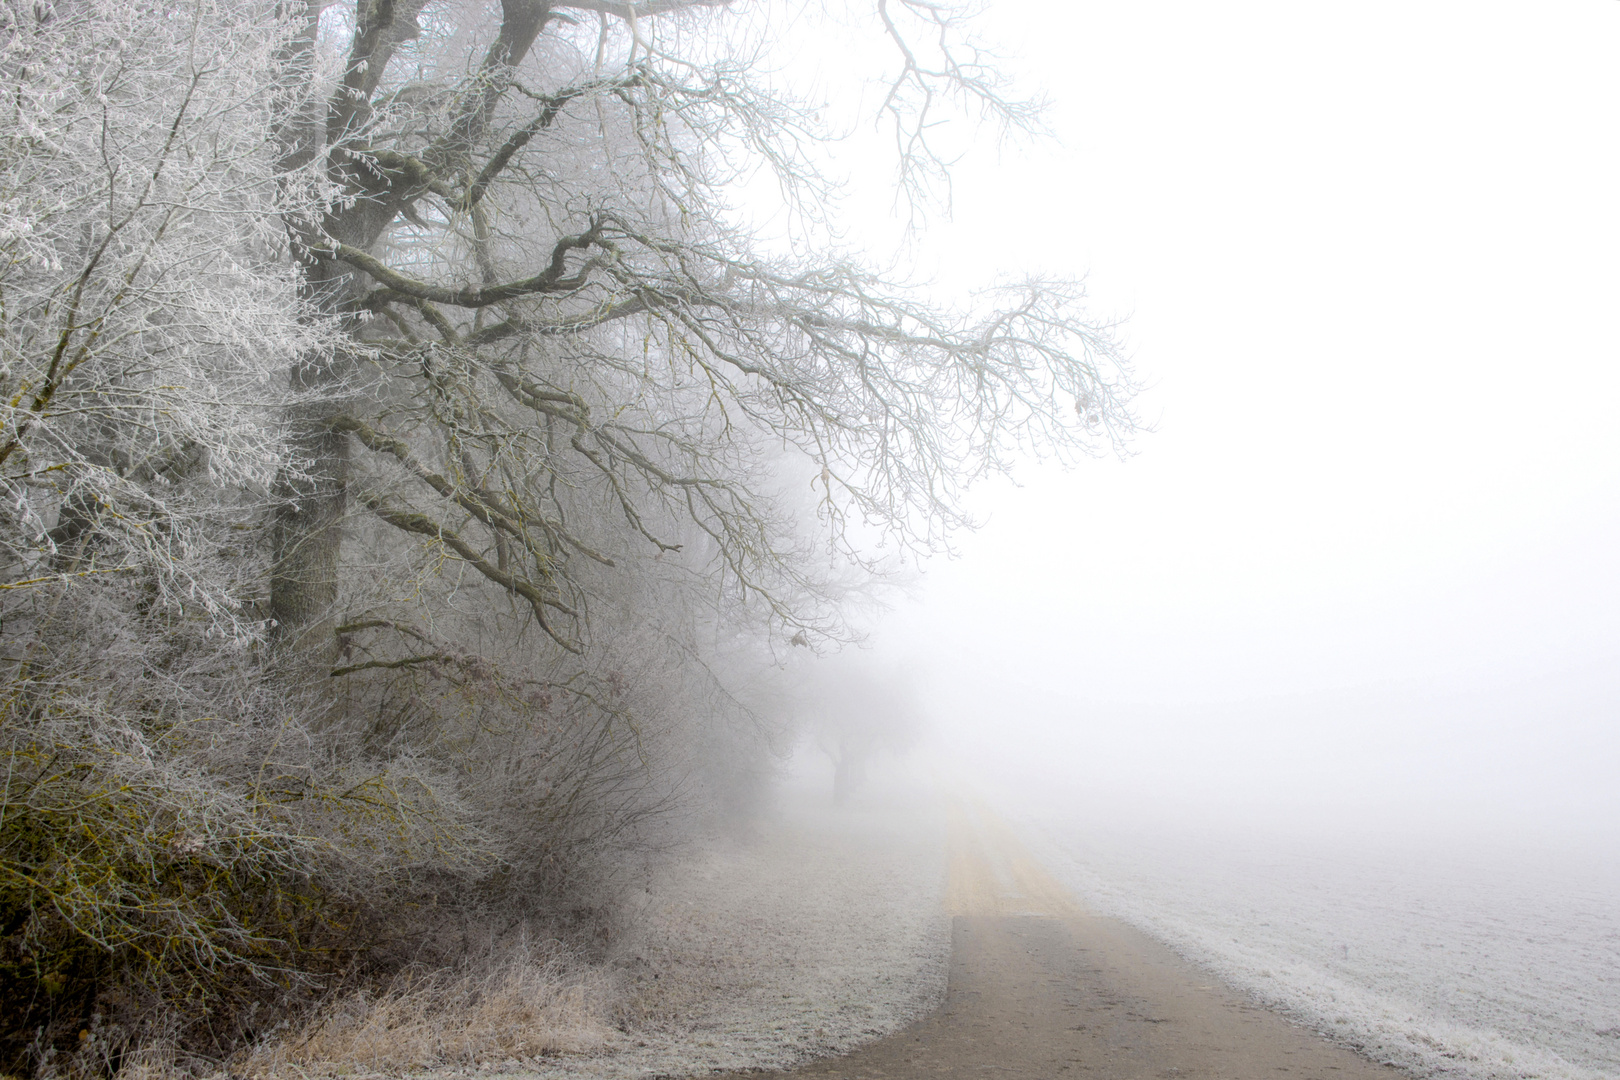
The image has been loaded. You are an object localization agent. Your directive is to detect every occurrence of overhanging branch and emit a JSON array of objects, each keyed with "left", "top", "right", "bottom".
[{"left": 320, "top": 220, "right": 608, "bottom": 308}]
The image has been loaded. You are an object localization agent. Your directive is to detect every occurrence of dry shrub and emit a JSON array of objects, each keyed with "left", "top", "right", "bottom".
[
  {"left": 0, "top": 676, "right": 334, "bottom": 1073},
  {"left": 239, "top": 939, "right": 616, "bottom": 1077},
  {"left": 0, "top": 580, "right": 508, "bottom": 1072}
]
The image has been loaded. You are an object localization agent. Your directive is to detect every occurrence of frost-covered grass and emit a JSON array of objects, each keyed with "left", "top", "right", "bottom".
[
  {"left": 237, "top": 939, "right": 615, "bottom": 1078},
  {"left": 511, "top": 777, "right": 950, "bottom": 1080},
  {"left": 232, "top": 775, "right": 948, "bottom": 1080},
  {"left": 1021, "top": 810, "right": 1620, "bottom": 1080}
]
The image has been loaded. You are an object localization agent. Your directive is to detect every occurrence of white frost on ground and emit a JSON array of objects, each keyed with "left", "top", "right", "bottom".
[
  {"left": 509, "top": 779, "right": 949, "bottom": 1079},
  {"left": 1018, "top": 808, "right": 1620, "bottom": 1080}
]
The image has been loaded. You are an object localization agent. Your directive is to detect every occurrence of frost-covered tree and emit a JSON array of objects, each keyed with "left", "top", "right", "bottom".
[
  {"left": 798, "top": 654, "right": 923, "bottom": 803},
  {"left": 266, "top": 0, "right": 1137, "bottom": 672},
  {"left": 251, "top": 3, "right": 1138, "bottom": 947},
  {"left": 0, "top": 0, "right": 353, "bottom": 1062},
  {"left": 0, "top": 0, "right": 324, "bottom": 630}
]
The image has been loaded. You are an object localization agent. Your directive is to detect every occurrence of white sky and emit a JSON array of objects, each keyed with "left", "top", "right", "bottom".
[
  {"left": 870, "top": 0, "right": 1620, "bottom": 692},
  {"left": 828, "top": 0, "right": 1620, "bottom": 826}
]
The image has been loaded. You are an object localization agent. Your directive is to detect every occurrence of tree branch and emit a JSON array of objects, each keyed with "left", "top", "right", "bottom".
[
  {"left": 331, "top": 653, "right": 450, "bottom": 677},
  {"left": 332, "top": 416, "right": 567, "bottom": 570},
  {"left": 361, "top": 494, "right": 582, "bottom": 652},
  {"left": 465, "top": 77, "right": 639, "bottom": 208},
  {"left": 320, "top": 220, "right": 608, "bottom": 308},
  {"left": 327, "top": 0, "right": 432, "bottom": 147},
  {"left": 554, "top": 0, "right": 729, "bottom": 19}
]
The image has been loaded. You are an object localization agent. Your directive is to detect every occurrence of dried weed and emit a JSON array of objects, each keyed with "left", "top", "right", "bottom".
[{"left": 237, "top": 943, "right": 617, "bottom": 1078}]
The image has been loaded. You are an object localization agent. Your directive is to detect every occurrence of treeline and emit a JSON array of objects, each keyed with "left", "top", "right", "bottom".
[{"left": 0, "top": 0, "right": 1132, "bottom": 1073}]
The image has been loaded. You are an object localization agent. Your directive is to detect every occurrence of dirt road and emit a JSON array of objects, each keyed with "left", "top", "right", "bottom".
[{"left": 713, "top": 799, "right": 1405, "bottom": 1080}]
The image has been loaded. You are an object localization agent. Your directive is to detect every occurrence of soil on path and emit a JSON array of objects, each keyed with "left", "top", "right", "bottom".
[{"left": 713, "top": 799, "right": 1407, "bottom": 1080}]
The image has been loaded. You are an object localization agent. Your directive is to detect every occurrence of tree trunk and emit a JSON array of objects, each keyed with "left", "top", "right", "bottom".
[
  {"left": 266, "top": 0, "right": 555, "bottom": 669},
  {"left": 268, "top": 259, "right": 358, "bottom": 667}
]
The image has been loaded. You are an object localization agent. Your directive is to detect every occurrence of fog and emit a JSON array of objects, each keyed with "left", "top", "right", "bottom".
[
  {"left": 16, "top": 0, "right": 1614, "bottom": 1070},
  {"left": 822, "top": 0, "right": 1620, "bottom": 850}
]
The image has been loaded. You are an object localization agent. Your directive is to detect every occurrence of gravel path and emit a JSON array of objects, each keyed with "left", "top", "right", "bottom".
[{"left": 509, "top": 781, "right": 950, "bottom": 1079}]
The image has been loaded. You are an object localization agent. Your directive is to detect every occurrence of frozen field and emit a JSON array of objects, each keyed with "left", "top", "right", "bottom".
[{"left": 1022, "top": 813, "right": 1620, "bottom": 1080}]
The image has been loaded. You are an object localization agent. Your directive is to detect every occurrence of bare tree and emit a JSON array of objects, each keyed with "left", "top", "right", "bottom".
[
  {"left": 797, "top": 654, "right": 923, "bottom": 803},
  {"left": 266, "top": 0, "right": 1136, "bottom": 675}
]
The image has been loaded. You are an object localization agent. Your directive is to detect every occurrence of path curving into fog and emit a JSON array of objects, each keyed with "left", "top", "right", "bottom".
[{"left": 710, "top": 797, "right": 1406, "bottom": 1080}]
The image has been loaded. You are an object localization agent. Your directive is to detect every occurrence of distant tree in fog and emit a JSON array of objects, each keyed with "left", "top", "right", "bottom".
[{"left": 800, "top": 658, "right": 923, "bottom": 803}]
